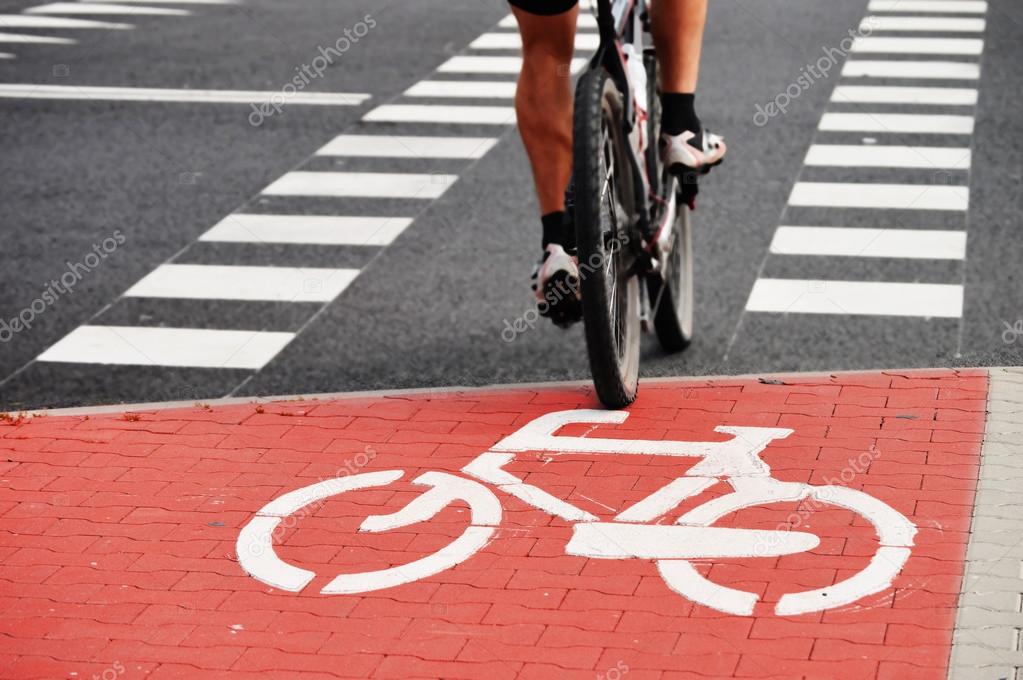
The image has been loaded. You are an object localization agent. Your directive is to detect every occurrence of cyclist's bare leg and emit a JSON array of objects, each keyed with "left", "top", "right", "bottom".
[
  {"left": 511, "top": 5, "right": 578, "bottom": 216},
  {"left": 650, "top": 0, "right": 706, "bottom": 93}
]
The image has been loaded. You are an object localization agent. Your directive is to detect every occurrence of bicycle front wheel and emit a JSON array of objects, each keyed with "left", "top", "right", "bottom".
[{"left": 573, "top": 67, "right": 641, "bottom": 409}]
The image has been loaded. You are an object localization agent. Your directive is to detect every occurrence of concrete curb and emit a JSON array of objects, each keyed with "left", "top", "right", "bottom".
[
  {"left": 949, "top": 366, "right": 1023, "bottom": 679},
  {"left": 3, "top": 366, "right": 991, "bottom": 418}
]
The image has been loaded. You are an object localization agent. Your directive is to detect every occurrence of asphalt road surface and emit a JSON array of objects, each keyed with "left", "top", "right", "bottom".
[{"left": 1, "top": 0, "right": 1021, "bottom": 410}]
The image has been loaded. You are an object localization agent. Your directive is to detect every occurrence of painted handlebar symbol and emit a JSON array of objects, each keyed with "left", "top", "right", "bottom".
[{"left": 236, "top": 409, "right": 917, "bottom": 617}]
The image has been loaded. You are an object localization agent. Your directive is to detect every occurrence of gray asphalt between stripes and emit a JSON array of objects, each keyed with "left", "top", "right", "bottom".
[{"left": 1, "top": 0, "right": 1022, "bottom": 410}]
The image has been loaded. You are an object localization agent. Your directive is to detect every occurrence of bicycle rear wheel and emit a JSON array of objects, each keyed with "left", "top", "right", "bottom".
[
  {"left": 573, "top": 67, "right": 641, "bottom": 409},
  {"left": 647, "top": 183, "right": 694, "bottom": 352}
]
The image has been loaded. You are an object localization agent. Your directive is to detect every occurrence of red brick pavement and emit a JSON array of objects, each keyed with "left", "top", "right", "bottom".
[{"left": 0, "top": 369, "right": 988, "bottom": 679}]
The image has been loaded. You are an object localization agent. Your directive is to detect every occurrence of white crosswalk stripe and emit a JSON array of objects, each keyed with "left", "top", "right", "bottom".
[
  {"left": 0, "top": 14, "right": 131, "bottom": 28},
  {"left": 851, "top": 37, "right": 983, "bottom": 55},
  {"left": 744, "top": 0, "right": 986, "bottom": 324},
  {"left": 770, "top": 227, "right": 967, "bottom": 260},
  {"left": 805, "top": 145, "right": 971, "bottom": 169},
  {"left": 38, "top": 326, "right": 296, "bottom": 369},
  {"left": 831, "top": 85, "right": 978, "bottom": 106},
  {"left": 747, "top": 280, "right": 964, "bottom": 318},
  {"left": 363, "top": 104, "right": 516, "bottom": 125},
  {"left": 788, "top": 182, "right": 969, "bottom": 211},
  {"left": 404, "top": 80, "right": 516, "bottom": 99},
  {"left": 25, "top": 2, "right": 190, "bottom": 15},
  {"left": 818, "top": 112, "right": 975, "bottom": 134},
  {"left": 32, "top": 8, "right": 556, "bottom": 374},
  {"left": 862, "top": 15, "right": 985, "bottom": 32},
  {"left": 124, "top": 264, "right": 360, "bottom": 302},
  {"left": 867, "top": 0, "right": 987, "bottom": 12},
  {"left": 199, "top": 215, "right": 413, "bottom": 246},
  {"left": 842, "top": 60, "right": 980, "bottom": 79},
  {"left": 0, "top": 31, "right": 75, "bottom": 43},
  {"left": 316, "top": 135, "right": 498, "bottom": 159},
  {"left": 262, "top": 171, "right": 459, "bottom": 199},
  {"left": 470, "top": 32, "right": 599, "bottom": 50}
]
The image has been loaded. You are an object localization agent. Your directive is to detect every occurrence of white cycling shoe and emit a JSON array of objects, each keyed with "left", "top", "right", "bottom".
[
  {"left": 660, "top": 129, "right": 727, "bottom": 175},
  {"left": 530, "top": 243, "right": 582, "bottom": 328}
]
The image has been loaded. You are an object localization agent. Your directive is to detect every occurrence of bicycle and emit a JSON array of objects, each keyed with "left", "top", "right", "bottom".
[
  {"left": 573, "top": 0, "right": 697, "bottom": 409},
  {"left": 237, "top": 409, "right": 916, "bottom": 617}
]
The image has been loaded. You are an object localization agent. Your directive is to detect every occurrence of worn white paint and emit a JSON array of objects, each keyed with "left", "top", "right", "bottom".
[
  {"left": 862, "top": 15, "right": 985, "bottom": 32},
  {"left": 25, "top": 2, "right": 189, "bottom": 15},
  {"left": 868, "top": 0, "right": 987, "bottom": 12},
  {"left": 0, "top": 84, "right": 368, "bottom": 105},
  {"left": 199, "top": 214, "right": 412, "bottom": 246},
  {"left": 817, "top": 114, "right": 975, "bottom": 135},
  {"left": 0, "top": 14, "right": 131, "bottom": 28},
  {"left": 842, "top": 60, "right": 980, "bottom": 80},
  {"left": 0, "top": 31, "right": 74, "bottom": 43},
  {"left": 566, "top": 523, "right": 820, "bottom": 559}
]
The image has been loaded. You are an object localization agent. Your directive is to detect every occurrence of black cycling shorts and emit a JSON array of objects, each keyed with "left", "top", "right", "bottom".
[{"left": 507, "top": 0, "right": 578, "bottom": 16}]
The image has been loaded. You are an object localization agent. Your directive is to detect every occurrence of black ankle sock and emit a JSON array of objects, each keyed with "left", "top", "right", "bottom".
[
  {"left": 541, "top": 211, "right": 566, "bottom": 249},
  {"left": 661, "top": 92, "right": 701, "bottom": 137}
]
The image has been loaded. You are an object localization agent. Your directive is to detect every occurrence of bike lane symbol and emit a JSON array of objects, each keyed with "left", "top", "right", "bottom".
[{"left": 237, "top": 409, "right": 916, "bottom": 616}]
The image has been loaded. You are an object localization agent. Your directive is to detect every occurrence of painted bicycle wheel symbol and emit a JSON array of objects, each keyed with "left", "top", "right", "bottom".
[{"left": 237, "top": 410, "right": 916, "bottom": 616}]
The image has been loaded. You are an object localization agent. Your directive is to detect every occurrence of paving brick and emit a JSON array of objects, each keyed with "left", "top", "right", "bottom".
[{"left": 0, "top": 369, "right": 989, "bottom": 678}]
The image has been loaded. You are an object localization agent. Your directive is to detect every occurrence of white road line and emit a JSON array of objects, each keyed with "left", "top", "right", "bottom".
[
  {"left": 124, "top": 264, "right": 360, "bottom": 302},
  {"left": 805, "top": 144, "right": 971, "bottom": 169},
  {"left": 316, "top": 134, "right": 497, "bottom": 159},
  {"left": 0, "top": 52, "right": 13, "bottom": 58},
  {"left": 0, "top": 31, "right": 75, "bottom": 43},
  {"left": 831, "top": 85, "right": 977, "bottom": 106},
  {"left": 868, "top": 0, "right": 987, "bottom": 12},
  {"left": 862, "top": 15, "right": 985, "bottom": 32},
  {"left": 437, "top": 55, "right": 587, "bottom": 74},
  {"left": 199, "top": 214, "right": 413, "bottom": 246},
  {"left": 498, "top": 12, "right": 597, "bottom": 29},
  {"left": 95, "top": 0, "right": 236, "bottom": 3},
  {"left": 818, "top": 112, "right": 975, "bottom": 134},
  {"left": 404, "top": 80, "right": 516, "bottom": 99},
  {"left": 746, "top": 279, "right": 963, "bottom": 318},
  {"left": 262, "top": 171, "right": 458, "bottom": 199},
  {"left": 0, "top": 84, "right": 369, "bottom": 105},
  {"left": 469, "top": 32, "right": 600, "bottom": 50},
  {"left": 25, "top": 2, "right": 189, "bottom": 15},
  {"left": 842, "top": 60, "right": 980, "bottom": 79},
  {"left": 37, "top": 326, "right": 295, "bottom": 369},
  {"left": 789, "top": 182, "right": 969, "bottom": 211},
  {"left": 362, "top": 104, "right": 516, "bottom": 125},
  {"left": 0, "top": 14, "right": 131, "bottom": 28},
  {"left": 851, "top": 37, "right": 983, "bottom": 55},
  {"left": 770, "top": 226, "right": 967, "bottom": 259}
]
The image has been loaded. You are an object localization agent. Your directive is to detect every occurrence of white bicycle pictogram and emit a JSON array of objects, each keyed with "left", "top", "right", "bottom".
[{"left": 237, "top": 409, "right": 916, "bottom": 616}]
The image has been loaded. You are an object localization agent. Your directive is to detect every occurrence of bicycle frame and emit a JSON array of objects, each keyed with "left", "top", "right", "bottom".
[{"left": 589, "top": 0, "right": 655, "bottom": 240}]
